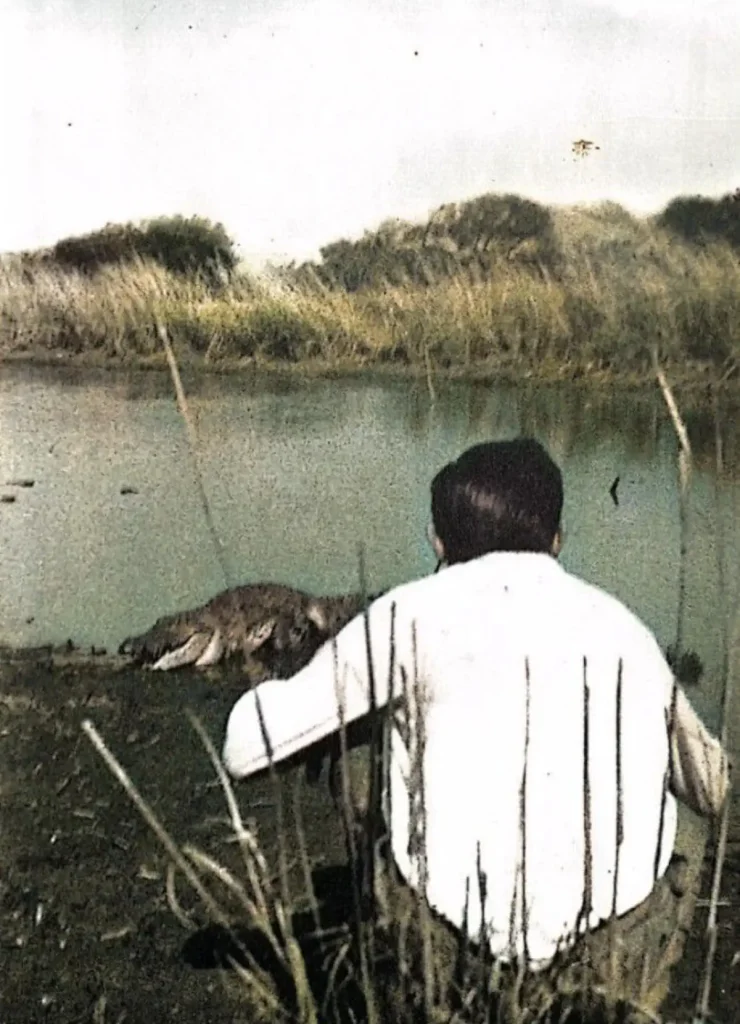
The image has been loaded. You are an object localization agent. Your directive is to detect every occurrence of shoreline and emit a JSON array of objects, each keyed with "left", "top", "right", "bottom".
[{"left": 2, "top": 346, "right": 737, "bottom": 399}]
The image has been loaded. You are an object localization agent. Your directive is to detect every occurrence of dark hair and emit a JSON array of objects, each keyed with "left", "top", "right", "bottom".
[{"left": 430, "top": 438, "right": 563, "bottom": 563}]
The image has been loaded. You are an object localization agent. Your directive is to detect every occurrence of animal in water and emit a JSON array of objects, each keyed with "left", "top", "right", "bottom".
[
  {"left": 119, "top": 583, "right": 382, "bottom": 678},
  {"left": 609, "top": 475, "right": 620, "bottom": 507}
]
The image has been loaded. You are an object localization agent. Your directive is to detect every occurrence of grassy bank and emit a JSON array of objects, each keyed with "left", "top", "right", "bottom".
[{"left": 2, "top": 203, "right": 739, "bottom": 388}]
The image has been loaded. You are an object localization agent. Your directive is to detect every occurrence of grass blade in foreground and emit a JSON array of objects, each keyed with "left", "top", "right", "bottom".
[
  {"left": 695, "top": 395, "right": 737, "bottom": 1023},
  {"left": 156, "top": 316, "right": 232, "bottom": 590}
]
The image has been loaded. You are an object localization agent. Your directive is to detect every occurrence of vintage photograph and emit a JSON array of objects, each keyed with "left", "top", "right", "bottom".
[{"left": 1, "top": 1, "right": 738, "bottom": 1021}]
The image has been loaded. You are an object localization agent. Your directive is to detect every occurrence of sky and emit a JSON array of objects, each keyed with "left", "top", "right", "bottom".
[{"left": 2, "top": 0, "right": 739, "bottom": 267}]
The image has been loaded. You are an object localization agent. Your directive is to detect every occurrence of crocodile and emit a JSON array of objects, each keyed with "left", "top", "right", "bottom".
[{"left": 118, "top": 582, "right": 383, "bottom": 678}]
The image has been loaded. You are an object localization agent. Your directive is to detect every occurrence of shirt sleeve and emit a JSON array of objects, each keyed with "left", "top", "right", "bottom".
[
  {"left": 222, "top": 595, "right": 400, "bottom": 779},
  {"left": 668, "top": 685, "right": 731, "bottom": 819}
]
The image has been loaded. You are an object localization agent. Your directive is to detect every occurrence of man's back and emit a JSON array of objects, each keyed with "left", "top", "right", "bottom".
[
  {"left": 224, "top": 551, "right": 677, "bottom": 964},
  {"left": 224, "top": 437, "right": 729, "bottom": 1015},
  {"left": 380, "top": 551, "right": 675, "bottom": 963}
]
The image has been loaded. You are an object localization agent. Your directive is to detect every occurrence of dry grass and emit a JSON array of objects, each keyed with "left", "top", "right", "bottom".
[
  {"left": 82, "top": 708, "right": 661, "bottom": 1024},
  {"left": 2, "top": 206, "right": 739, "bottom": 384}
]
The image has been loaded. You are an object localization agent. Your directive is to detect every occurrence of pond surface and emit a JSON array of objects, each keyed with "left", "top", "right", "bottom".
[{"left": 1, "top": 363, "right": 738, "bottom": 739}]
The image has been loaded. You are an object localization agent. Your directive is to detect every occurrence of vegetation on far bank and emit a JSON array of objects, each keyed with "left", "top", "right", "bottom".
[{"left": 2, "top": 196, "right": 740, "bottom": 388}]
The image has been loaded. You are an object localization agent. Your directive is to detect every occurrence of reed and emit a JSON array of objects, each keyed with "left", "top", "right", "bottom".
[
  {"left": 2, "top": 205, "right": 739, "bottom": 385},
  {"left": 651, "top": 359, "right": 737, "bottom": 1023},
  {"left": 694, "top": 394, "right": 737, "bottom": 1023},
  {"left": 156, "top": 316, "right": 232, "bottom": 589}
]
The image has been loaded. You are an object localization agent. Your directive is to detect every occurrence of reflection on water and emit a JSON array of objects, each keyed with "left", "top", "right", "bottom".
[{"left": 0, "top": 365, "right": 738, "bottom": 735}]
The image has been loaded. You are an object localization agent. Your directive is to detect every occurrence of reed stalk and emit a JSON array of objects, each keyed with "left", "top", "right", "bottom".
[
  {"left": 80, "top": 717, "right": 286, "bottom": 1016},
  {"left": 329, "top": 636, "right": 378, "bottom": 1024},
  {"left": 81, "top": 719, "right": 227, "bottom": 925},
  {"left": 82, "top": 714, "right": 323, "bottom": 1022},
  {"left": 652, "top": 347, "right": 693, "bottom": 653},
  {"left": 156, "top": 317, "right": 232, "bottom": 589},
  {"left": 651, "top": 348, "right": 691, "bottom": 897},
  {"left": 651, "top": 355, "right": 737, "bottom": 1022},
  {"left": 695, "top": 392, "right": 737, "bottom": 1023},
  {"left": 422, "top": 343, "right": 437, "bottom": 403}
]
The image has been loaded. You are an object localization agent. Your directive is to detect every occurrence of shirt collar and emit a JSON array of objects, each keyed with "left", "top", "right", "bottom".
[{"left": 443, "top": 550, "right": 564, "bottom": 581}]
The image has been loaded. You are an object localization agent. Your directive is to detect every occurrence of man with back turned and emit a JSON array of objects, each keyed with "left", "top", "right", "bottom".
[{"left": 222, "top": 438, "right": 729, "bottom": 1013}]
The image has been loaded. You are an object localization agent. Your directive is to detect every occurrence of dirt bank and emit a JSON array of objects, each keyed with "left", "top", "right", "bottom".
[{"left": 0, "top": 651, "right": 737, "bottom": 1023}]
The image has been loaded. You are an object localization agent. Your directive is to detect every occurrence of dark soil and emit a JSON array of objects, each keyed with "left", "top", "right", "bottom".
[{"left": 0, "top": 649, "right": 738, "bottom": 1024}]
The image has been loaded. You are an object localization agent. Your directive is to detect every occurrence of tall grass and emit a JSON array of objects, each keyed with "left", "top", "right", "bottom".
[
  {"left": 2, "top": 205, "right": 740, "bottom": 384},
  {"left": 81, "top": 687, "right": 651, "bottom": 1024},
  {"left": 82, "top": 625, "right": 717, "bottom": 1024}
]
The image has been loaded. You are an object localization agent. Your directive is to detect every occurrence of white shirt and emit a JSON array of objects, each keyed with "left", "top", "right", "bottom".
[{"left": 223, "top": 553, "right": 691, "bottom": 966}]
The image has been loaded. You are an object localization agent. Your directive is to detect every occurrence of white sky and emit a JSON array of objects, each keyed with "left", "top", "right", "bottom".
[{"left": 2, "top": 0, "right": 739, "bottom": 265}]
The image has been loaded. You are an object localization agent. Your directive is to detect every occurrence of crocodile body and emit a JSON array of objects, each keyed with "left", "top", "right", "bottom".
[{"left": 119, "top": 583, "right": 382, "bottom": 678}]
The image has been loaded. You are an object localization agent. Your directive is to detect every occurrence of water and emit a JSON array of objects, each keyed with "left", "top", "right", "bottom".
[{"left": 1, "top": 364, "right": 738, "bottom": 741}]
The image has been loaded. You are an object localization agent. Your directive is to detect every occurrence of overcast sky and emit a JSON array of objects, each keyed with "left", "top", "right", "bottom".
[{"left": 2, "top": 0, "right": 739, "bottom": 265}]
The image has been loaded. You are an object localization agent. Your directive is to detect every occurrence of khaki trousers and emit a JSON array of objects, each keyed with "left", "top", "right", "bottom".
[{"left": 328, "top": 747, "right": 708, "bottom": 1020}]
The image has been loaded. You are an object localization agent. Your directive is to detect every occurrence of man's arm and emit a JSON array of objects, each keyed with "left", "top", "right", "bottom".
[
  {"left": 668, "top": 685, "right": 731, "bottom": 819},
  {"left": 223, "top": 597, "right": 398, "bottom": 780}
]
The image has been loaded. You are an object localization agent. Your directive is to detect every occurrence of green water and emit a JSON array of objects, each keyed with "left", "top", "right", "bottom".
[{"left": 1, "top": 364, "right": 737, "bottom": 739}]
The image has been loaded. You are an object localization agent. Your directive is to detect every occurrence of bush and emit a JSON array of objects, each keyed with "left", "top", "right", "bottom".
[
  {"left": 300, "top": 193, "right": 559, "bottom": 293},
  {"left": 49, "top": 215, "right": 238, "bottom": 287},
  {"left": 656, "top": 193, "right": 740, "bottom": 251}
]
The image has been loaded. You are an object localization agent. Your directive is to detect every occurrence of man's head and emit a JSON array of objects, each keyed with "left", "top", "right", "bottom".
[{"left": 429, "top": 438, "right": 563, "bottom": 565}]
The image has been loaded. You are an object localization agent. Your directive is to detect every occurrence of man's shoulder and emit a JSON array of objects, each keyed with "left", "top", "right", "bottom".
[
  {"left": 363, "top": 564, "right": 473, "bottom": 630},
  {"left": 368, "top": 558, "right": 664, "bottom": 656},
  {"left": 367, "top": 568, "right": 445, "bottom": 613},
  {"left": 559, "top": 566, "right": 663, "bottom": 655}
]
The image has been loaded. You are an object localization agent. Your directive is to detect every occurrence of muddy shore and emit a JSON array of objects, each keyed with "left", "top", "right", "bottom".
[{"left": 1, "top": 651, "right": 738, "bottom": 1023}]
